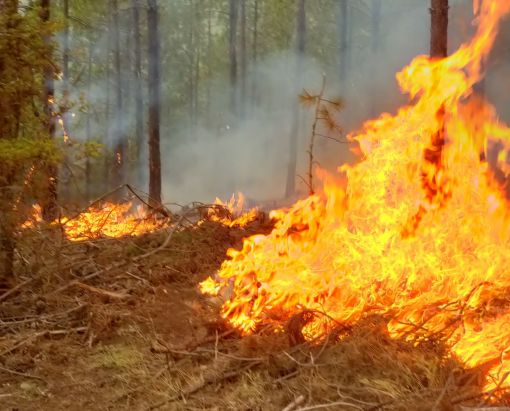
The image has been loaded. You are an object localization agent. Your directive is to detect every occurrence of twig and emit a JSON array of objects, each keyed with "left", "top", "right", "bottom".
[
  {"left": 0, "top": 365, "right": 45, "bottom": 382},
  {"left": 74, "top": 282, "right": 130, "bottom": 300},
  {"left": 0, "top": 327, "right": 86, "bottom": 357},
  {"left": 148, "top": 361, "right": 261, "bottom": 410},
  {"left": 45, "top": 261, "right": 126, "bottom": 297},
  {"left": 0, "top": 278, "right": 34, "bottom": 303},
  {"left": 125, "top": 184, "right": 170, "bottom": 218},
  {"left": 134, "top": 214, "right": 187, "bottom": 260},
  {"left": 282, "top": 395, "right": 306, "bottom": 411},
  {"left": 295, "top": 400, "right": 363, "bottom": 410}
]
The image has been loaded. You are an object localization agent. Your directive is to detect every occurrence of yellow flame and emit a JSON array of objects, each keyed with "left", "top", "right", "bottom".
[{"left": 201, "top": 1, "right": 510, "bottom": 391}]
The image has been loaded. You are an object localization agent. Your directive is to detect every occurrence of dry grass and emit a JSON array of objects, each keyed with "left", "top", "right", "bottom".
[{"left": 0, "top": 211, "right": 507, "bottom": 410}]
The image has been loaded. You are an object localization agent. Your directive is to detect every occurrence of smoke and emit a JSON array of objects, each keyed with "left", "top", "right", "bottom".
[
  {"left": 161, "top": 0, "right": 435, "bottom": 205},
  {"left": 56, "top": 0, "right": 510, "bottom": 206}
]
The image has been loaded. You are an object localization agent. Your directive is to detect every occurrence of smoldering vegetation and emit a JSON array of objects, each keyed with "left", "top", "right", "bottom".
[{"left": 54, "top": 0, "right": 510, "bottom": 206}]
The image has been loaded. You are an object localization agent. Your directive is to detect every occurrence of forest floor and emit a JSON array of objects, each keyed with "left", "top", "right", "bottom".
[{"left": 0, "top": 212, "right": 504, "bottom": 411}]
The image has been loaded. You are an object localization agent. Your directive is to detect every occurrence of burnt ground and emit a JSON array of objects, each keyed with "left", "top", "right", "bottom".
[{"left": 0, "top": 215, "right": 505, "bottom": 411}]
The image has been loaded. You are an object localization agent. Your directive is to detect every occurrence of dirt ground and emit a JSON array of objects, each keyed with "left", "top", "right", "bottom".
[{"left": 0, "top": 215, "right": 506, "bottom": 410}]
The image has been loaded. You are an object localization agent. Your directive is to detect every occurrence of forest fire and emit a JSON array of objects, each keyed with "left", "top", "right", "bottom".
[
  {"left": 23, "top": 202, "right": 167, "bottom": 241},
  {"left": 207, "top": 192, "right": 259, "bottom": 228},
  {"left": 201, "top": 1, "right": 510, "bottom": 392}
]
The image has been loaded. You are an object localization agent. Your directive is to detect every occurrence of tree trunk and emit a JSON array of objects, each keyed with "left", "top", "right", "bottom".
[
  {"left": 112, "top": 0, "right": 126, "bottom": 190},
  {"left": 40, "top": 0, "right": 59, "bottom": 222},
  {"left": 188, "top": 0, "right": 195, "bottom": 125},
  {"left": 430, "top": 0, "right": 448, "bottom": 58},
  {"left": 206, "top": 0, "right": 212, "bottom": 122},
  {"left": 229, "top": 0, "right": 238, "bottom": 115},
  {"left": 132, "top": 0, "right": 145, "bottom": 188},
  {"left": 285, "top": 0, "right": 306, "bottom": 198},
  {"left": 147, "top": 0, "right": 162, "bottom": 206},
  {"left": 104, "top": 9, "right": 112, "bottom": 194},
  {"left": 370, "top": 0, "right": 381, "bottom": 117},
  {"left": 251, "top": 0, "right": 259, "bottom": 105},
  {"left": 339, "top": 0, "right": 348, "bottom": 83},
  {"left": 0, "top": 0, "right": 18, "bottom": 286},
  {"left": 239, "top": 0, "right": 247, "bottom": 117},
  {"left": 86, "top": 41, "right": 93, "bottom": 200},
  {"left": 62, "top": 0, "right": 70, "bottom": 123}
]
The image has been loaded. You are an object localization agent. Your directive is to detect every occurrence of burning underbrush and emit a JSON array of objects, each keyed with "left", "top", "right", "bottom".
[
  {"left": 0, "top": 197, "right": 505, "bottom": 410},
  {"left": 1, "top": 193, "right": 500, "bottom": 410},
  {"left": 199, "top": 1, "right": 510, "bottom": 404}
]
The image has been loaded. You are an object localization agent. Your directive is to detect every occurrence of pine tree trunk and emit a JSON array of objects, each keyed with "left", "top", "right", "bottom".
[
  {"left": 40, "top": 0, "right": 59, "bottom": 222},
  {"left": 370, "top": 0, "right": 381, "bottom": 116},
  {"left": 339, "top": 0, "right": 348, "bottom": 83},
  {"left": 112, "top": 0, "right": 126, "bottom": 191},
  {"left": 104, "top": 13, "right": 112, "bottom": 194},
  {"left": 86, "top": 41, "right": 93, "bottom": 200},
  {"left": 188, "top": 0, "right": 195, "bottom": 125},
  {"left": 285, "top": 0, "right": 306, "bottom": 198},
  {"left": 132, "top": 0, "right": 145, "bottom": 188},
  {"left": 251, "top": 0, "right": 259, "bottom": 105},
  {"left": 423, "top": 0, "right": 448, "bottom": 219},
  {"left": 239, "top": 0, "right": 247, "bottom": 117},
  {"left": 430, "top": 0, "right": 448, "bottom": 58},
  {"left": 229, "top": 0, "right": 239, "bottom": 115},
  {"left": 147, "top": 0, "right": 162, "bottom": 206},
  {"left": 206, "top": 1, "right": 212, "bottom": 123}
]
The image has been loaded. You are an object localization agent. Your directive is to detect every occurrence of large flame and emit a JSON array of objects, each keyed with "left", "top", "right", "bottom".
[{"left": 201, "top": 2, "right": 510, "bottom": 391}]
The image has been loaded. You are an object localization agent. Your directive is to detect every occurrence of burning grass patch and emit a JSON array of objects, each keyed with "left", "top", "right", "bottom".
[{"left": 0, "top": 211, "right": 506, "bottom": 410}]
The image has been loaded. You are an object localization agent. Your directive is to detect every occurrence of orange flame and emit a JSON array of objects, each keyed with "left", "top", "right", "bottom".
[
  {"left": 207, "top": 192, "right": 258, "bottom": 228},
  {"left": 201, "top": 2, "right": 510, "bottom": 391},
  {"left": 23, "top": 202, "right": 166, "bottom": 241}
]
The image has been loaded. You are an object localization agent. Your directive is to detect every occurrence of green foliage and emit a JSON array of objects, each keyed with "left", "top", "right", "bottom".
[
  {"left": 0, "top": 4, "right": 58, "bottom": 235},
  {"left": 0, "top": 138, "right": 60, "bottom": 169}
]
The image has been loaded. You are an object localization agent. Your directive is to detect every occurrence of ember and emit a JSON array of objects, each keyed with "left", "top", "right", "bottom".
[{"left": 201, "top": 1, "right": 510, "bottom": 392}]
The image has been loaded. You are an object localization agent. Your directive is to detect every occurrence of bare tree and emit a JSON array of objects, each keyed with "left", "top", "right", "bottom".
[
  {"left": 339, "top": 0, "right": 348, "bottom": 83},
  {"left": 285, "top": 0, "right": 306, "bottom": 198},
  {"left": 40, "top": 0, "right": 59, "bottom": 222},
  {"left": 147, "top": 0, "right": 162, "bottom": 206},
  {"left": 239, "top": 0, "right": 247, "bottom": 117},
  {"left": 111, "top": 0, "right": 126, "bottom": 189},
  {"left": 132, "top": 0, "right": 145, "bottom": 188},
  {"left": 229, "top": 0, "right": 239, "bottom": 114},
  {"left": 430, "top": 0, "right": 448, "bottom": 58}
]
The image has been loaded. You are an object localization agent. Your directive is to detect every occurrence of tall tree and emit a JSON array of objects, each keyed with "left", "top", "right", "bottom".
[
  {"left": 85, "top": 40, "right": 93, "bottom": 200},
  {"left": 430, "top": 0, "right": 448, "bottom": 58},
  {"left": 338, "top": 0, "right": 348, "bottom": 83},
  {"left": 111, "top": 0, "right": 126, "bottom": 189},
  {"left": 132, "top": 0, "right": 145, "bottom": 187},
  {"left": 419, "top": 0, "right": 448, "bottom": 229},
  {"left": 251, "top": 0, "right": 259, "bottom": 105},
  {"left": 62, "top": 0, "right": 70, "bottom": 124},
  {"left": 285, "top": 0, "right": 306, "bottom": 198},
  {"left": 40, "top": 0, "right": 59, "bottom": 222},
  {"left": 370, "top": 0, "right": 382, "bottom": 116},
  {"left": 239, "top": 0, "right": 247, "bottom": 116},
  {"left": 229, "top": 0, "right": 239, "bottom": 115},
  {"left": 147, "top": 0, "right": 162, "bottom": 206}
]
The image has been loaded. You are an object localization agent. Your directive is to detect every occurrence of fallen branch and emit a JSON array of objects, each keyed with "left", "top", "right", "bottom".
[
  {"left": 0, "top": 278, "right": 34, "bottom": 303},
  {"left": 0, "top": 365, "right": 45, "bottom": 382},
  {"left": 282, "top": 395, "right": 306, "bottom": 411},
  {"left": 134, "top": 213, "right": 187, "bottom": 260},
  {"left": 148, "top": 361, "right": 261, "bottom": 410},
  {"left": 74, "top": 282, "right": 130, "bottom": 300},
  {"left": 0, "top": 327, "right": 86, "bottom": 357}
]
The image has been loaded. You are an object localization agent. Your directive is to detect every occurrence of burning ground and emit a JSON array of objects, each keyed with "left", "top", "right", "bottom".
[
  {"left": 5, "top": 2, "right": 510, "bottom": 410},
  {"left": 0, "top": 202, "right": 501, "bottom": 411}
]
